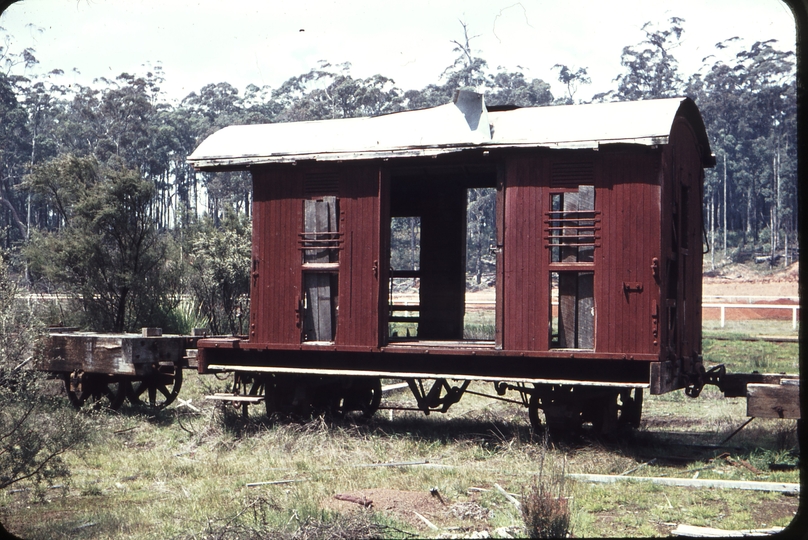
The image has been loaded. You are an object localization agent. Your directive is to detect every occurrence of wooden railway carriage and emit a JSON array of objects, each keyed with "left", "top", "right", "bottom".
[{"left": 188, "top": 91, "right": 715, "bottom": 432}]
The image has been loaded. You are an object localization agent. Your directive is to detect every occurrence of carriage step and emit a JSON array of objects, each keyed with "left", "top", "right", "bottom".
[{"left": 206, "top": 393, "right": 264, "bottom": 404}]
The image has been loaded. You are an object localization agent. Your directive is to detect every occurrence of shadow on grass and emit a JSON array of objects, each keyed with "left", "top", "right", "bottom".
[
  {"left": 62, "top": 387, "right": 800, "bottom": 471},
  {"left": 610, "top": 418, "right": 800, "bottom": 470}
]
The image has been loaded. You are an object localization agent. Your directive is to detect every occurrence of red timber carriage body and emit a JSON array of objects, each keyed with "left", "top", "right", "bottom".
[{"left": 186, "top": 91, "right": 715, "bottom": 432}]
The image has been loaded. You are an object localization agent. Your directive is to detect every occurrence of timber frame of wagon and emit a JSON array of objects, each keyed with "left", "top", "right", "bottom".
[{"left": 38, "top": 91, "right": 800, "bottom": 432}]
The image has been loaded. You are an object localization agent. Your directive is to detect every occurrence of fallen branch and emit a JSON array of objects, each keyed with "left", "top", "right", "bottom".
[
  {"left": 176, "top": 397, "right": 201, "bottom": 412},
  {"left": 717, "top": 453, "right": 763, "bottom": 475},
  {"left": 413, "top": 511, "right": 438, "bottom": 531},
  {"left": 354, "top": 460, "right": 429, "bottom": 468},
  {"left": 494, "top": 483, "right": 522, "bottom": 511},
  {"left": 619, "top": 458, "right": 657, "bottom": 476},
  {"left": 334, "top": 493, "right": 372, "bottom": 507},
  {"left": 246, "top": 479, "right": 305, "bottom": 487}
]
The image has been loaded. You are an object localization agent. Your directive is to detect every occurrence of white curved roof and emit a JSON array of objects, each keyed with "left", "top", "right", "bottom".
[{"left": 188, "top": 93, "right": 711, "bottom": 169}]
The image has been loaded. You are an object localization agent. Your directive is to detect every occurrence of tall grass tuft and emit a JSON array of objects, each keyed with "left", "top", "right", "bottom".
[{"left": 521, "top": 437, "right": 572, "bottom": 539}]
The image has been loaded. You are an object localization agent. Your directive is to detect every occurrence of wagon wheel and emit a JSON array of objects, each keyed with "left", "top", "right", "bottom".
[
  {"left": 264, "top": 376, "right": 295, "bottom": 417},
  {"left": 342, "top": 378, "right": 382, "bottom": 418},
  {"left": 64, "top": 373, "right": 127, "bottom": 411},
  {"left": 616, "top": 388, "right": 643, "bottom": 429},
  {"left": 127, "top": 364, "right": 183, "bottom": 410},
  {"left": 528, "top": 392, "right": 543, "bottom": 432},
  {"left": 583, "top": 393, "right": 618, "bottom": 435},
  {"left": 361, "top": 378, "right": 383, "bottom": 418},
  {"left": 528, "top": 386, "right": 582, "bottom": 433}
]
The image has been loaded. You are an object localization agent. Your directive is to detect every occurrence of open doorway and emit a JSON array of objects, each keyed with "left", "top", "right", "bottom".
[
  {"left": 386, "top": 166, "right": 498, "bottom": 344},
  {"left": 464, "top": 187, "right": 497, "bottom": 340}
]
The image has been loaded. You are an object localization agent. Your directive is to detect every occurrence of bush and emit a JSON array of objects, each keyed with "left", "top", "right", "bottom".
[
  {"left": 185, "top": 210, "right": 251, "bottom": 336},
  {"left": 0, "top": 253, "right": 90, "bottom": 493}
]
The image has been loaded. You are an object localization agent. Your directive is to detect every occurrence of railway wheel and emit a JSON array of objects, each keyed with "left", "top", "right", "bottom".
[
  {"left": 583, "top": 392, "right": 619, "bottom": 435},
  {"left": 264, "top": 375, "right": 296, "bottom": 417},
  {"left": 617, "top": 388, "right": 643, "bottom": 429},
  {"left": 528, "top": 392, "right": 543, "bottom": 432},
  {"left": 127, "top": 364, "right": 183, "bottom": 410},
  {"left": 529, "top": 385, "right": 634, "bottom": 436},
  {"left": 529, "top": 386, "right": 584, "bottom": 434},
  {"left": 64, "top": 373, "right": 127, "bottom": 410},
  {"left": 342, "top": 378, "right": 382, "bottom": 418}
]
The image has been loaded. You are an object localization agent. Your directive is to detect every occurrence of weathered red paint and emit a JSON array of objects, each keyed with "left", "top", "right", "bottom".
[{"left": 199, "top": 99, "right": 713, "bottom": 393}]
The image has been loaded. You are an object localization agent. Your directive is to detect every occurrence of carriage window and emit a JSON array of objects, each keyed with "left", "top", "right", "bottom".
[
  {"left": 548, "top": 185, "right": 596, "bottom": 263},
  {"left": 302, "top": 272, "right": 339, "bottom": 341},
  {"left": 546, "top": 185, "right": 597, "bottom": 350},
  {"left": 301, "top": 196, "right": 341, "bottom": 342},
  {"left": 551, "top": 271, "right": 594, "bottom": 349}
]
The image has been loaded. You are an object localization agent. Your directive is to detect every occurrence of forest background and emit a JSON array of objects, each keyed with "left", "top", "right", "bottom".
[{"left": 0, "top": 16, "right": 798, "bottom": 336}]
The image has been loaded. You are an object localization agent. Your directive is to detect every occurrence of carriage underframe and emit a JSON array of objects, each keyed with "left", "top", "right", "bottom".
[{"left": 195, "top": 343, "right": 674, "bottom": 434}]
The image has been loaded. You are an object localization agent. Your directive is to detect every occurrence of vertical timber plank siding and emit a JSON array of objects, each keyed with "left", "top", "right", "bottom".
[
  {"left": 251, "top": 167, "right": 303, "bottom": 345},
  {"left": 503, "top": 155, "right": 548, "bottom": 351},
  {"left": 658, "top": 118, "right": 704, "bottom": 362},
  {"left": 598, "top": 151, "right": 661, "bottom": 356},
  {"left": 251, "top": 177, "right": 265, "bottom": 343},
  {"left": 672, "top": 118, "right": 704, "bottom": 359},
  {"left": 378, "top": 168, "right": 391, "bottom": 346},
  {"left": 337, "top": 165, "right": 382, "bottom": 348}
]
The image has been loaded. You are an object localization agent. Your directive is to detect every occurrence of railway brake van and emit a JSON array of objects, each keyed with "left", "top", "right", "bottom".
[{"left": 188, "top": 91, "right": 715, "bottom": 434}]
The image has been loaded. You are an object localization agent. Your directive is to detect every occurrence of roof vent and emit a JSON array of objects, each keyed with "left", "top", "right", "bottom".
[{"left": 452, "top": 89, "right": 491, "bottom": 139}]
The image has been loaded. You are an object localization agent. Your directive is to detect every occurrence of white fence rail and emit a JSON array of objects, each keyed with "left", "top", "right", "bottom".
[
  {"left": 21, "top": 294, "right": 801, "bottom": 329},
  {"left": 703, "top": 303, "right": 800, "bottom": 330}
]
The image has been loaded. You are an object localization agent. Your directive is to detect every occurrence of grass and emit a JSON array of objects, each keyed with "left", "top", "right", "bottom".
[
  {"left": 1, "top": 317, "right": 801, "bottom": 538},
  {"left": 703, "top": 320, "right": 799, "bottom": 339},
  {"left": 703, "top": 338, "right": 799, "bottom": 375},
  {"left": 1, "top": 368, "right": 801, "bottom": 539}
]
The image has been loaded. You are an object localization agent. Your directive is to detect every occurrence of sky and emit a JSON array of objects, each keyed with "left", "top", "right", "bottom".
[{"left": 0, "top": 0, "right": 798, "bottom": 104}]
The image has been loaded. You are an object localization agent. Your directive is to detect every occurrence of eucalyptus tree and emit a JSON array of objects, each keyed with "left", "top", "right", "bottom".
[
  {"left": 0, "top": 72, "right": 30, "bottom": 242},
  {"left": 486, "top": 70, "right": 554, "bottom": 107},
  {"left": 687, "top": 37, "right": 796, "bottom": 255},
  {"left": 552, "top": 64, "right": 591, "bottom": 104},
  {"left": 179, "top": 82, "right": 253, "bottom": 220},
  {"left": 597, "top": 17, "right": 686, "bottom": 102}
]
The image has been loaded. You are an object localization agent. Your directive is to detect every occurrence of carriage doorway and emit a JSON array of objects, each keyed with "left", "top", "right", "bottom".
[{"left": 386, "top": 164, "right": 500, "bottom": 345}]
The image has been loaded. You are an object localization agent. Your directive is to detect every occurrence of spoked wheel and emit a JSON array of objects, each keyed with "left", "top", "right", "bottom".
[
  {"left": 528, "top": 392, "right": 543, "bottom": 432},
  {"left": 528, "top": 385, "right": 583, "bottom": 434},
  {"left": 64, "top": 372, "right": 127, "bottom": 411},
  {"left": 127, "top": 364, "right": 183, "bottom": 410},
  {"left": 264, "top": 375, "right": 296, "bottom": 417},
  {"left": 617, "top": 388, "right": 643, "bottom": 429},
  {"left": 529, "top": 385, "right": 636, "bottom": 437},
  {"left": 342, "top": 378, "right": 382, "bottom": 418}
]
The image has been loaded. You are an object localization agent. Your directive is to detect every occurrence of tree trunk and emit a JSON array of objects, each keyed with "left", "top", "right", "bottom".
[
  {"left": 745, "top": 183, "right": 753, "bottom": 247},
  {"left": 710, "top": 194, "right": 715, "bottom": 270},
  {"left": 723, "top": 155, "right": 727, "bottom": 258},
  {"left": 114, "top": 288, "right": 129, "bottom": 333}
]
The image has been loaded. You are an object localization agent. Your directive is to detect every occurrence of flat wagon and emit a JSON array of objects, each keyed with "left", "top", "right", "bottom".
[
  {"left": 181, "top": 91, "right": 718, "bottom": 433},
  {"left": 39, "top": 329, "right": 200, "bottom": 410}
]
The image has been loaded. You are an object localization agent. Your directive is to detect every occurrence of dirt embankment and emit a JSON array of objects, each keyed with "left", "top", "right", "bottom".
[
  {"left": 703, "top": 262, "right": 799, "bottom": 299},
  {"left": 702, "top": 262, "right": 799, "bottom": 321}
]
